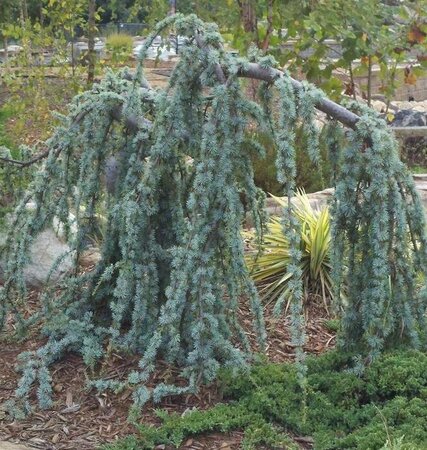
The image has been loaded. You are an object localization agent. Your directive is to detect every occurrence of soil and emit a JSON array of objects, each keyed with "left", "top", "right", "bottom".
[{"left": 0, "top": 292, "right": 335, "bottom": 450}]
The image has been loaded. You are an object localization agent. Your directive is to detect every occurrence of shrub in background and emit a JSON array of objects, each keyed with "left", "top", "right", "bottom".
[
  {"left": 106, "top": 33, "right": 133, "bottom": 65},
  {"left": 249, "top": 126, "right": 333, "bottom": 196},
  {"left": 0, "top": 106, "right": 35, "bottom": 228}
]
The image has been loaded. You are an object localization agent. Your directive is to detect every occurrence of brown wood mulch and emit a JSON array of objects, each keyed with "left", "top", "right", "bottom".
[{"left": 0, "top": 291, "right": 335, "bottom": 450}]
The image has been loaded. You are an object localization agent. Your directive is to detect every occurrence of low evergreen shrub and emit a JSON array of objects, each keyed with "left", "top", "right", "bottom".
[
  {"left": 104, "top": 350, "right": 427, "bottom": 450},
  {"left": 249, "top": 127, "right": 333, "bottom": 196}
]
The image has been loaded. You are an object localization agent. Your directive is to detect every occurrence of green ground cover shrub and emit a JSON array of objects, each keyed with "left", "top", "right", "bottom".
[
  {"left": 410, "top": 165, "right": 427, "bottom": 174},
  {"left": 104, "top": 350, "right": 427, "bottom": 450}
]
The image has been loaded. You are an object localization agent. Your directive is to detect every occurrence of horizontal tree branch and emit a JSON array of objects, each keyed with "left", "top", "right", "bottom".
[
  {"left": 192, "top": 30, "right": 361, "bottom": 129},
  {"left": 0, "top": 45, "right": 377, "bottom": 171},
  {"left": 238, "top": 63, "right": 360, "bottom": 129}
]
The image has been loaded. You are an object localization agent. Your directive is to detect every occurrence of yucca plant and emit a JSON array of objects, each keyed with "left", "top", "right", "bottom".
[{"left": 245, "top": 190, "right": 334, "bottom": 314}]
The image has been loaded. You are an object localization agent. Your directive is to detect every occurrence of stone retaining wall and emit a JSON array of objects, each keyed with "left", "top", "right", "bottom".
[{"left": 265, "top": 174, "right": 427, "bottom": 217}]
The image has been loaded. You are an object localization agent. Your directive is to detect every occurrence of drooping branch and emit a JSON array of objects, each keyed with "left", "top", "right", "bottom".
[
  {"left": 0, "top": 149, "right": 52, "bottom": 168},
  {"left": 194, "top": 33, "right": 227, "bottom": 84},
  {"left": 0, "top": 98, "right": 152, "bottom": 169},
  {"left": 0, "top": 155, "right": 36, "bottom": 167}
]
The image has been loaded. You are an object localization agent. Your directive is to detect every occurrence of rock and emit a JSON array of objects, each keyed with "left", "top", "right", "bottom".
[
  {"left": 70, "top": 39, "right": 106, "bottom": 63},
  {"left": 388, "top": 108, "right": 427, "bottom": 168},
  {"left": 0, "top": 198, "right": 101, "bottom": 287},
  {"left": 371, "top": 100, "right": 387, "bottom": 113},
  {"left": 263, "top": 175, "right": 427, "bottom": 220},
  {"left": 132, "top": 34, "right": 186, "bottom": 60},
  {"left": 0, "top": 45, "right": 23, "bottom": 57},
  {"left": 390, "top": 109, "right": 427, "bottom": 127},
  {"left": 391, "top": 100, "right": 427, "bottom": 113},
  {"left": 0, "top": 228, "right": 73, "bottom": 288},
  {"left": 412, "top": 174, "right": 427, "bottom": 210}
]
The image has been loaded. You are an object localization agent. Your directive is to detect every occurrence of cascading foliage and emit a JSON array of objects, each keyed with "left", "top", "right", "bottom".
[
  {"left": 330, "top": 102, "right": 427, "bottom": 362},
  {"left": 0, "top": 14, "right": 426, "bottom": 417}
]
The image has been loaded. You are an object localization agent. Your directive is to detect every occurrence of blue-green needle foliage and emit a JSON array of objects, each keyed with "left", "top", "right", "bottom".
[
  {"left": 331, "top": 102, "right": 427, "bottom": 362},
  {"left": 0, "top": 14, "right": 426, "bottom": 417}
]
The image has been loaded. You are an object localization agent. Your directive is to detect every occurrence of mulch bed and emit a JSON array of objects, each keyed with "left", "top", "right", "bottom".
[{"left": 0, "top": 290, "right": 335, "bottom": 450}]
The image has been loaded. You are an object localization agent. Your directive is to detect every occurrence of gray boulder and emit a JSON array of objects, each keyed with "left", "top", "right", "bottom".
[
  {"left": 390, "top": 109, "right": 427, "bottom": 127},
  {"left": 412, "top": 174, "right": 427, "bottom": 210},
  {"left": 389, "top": 110, "right": 427, "bottom": 168},
  {"left": 264, "top": 175, "right": 427, "bottom": 219},
  {"left": 0, "top": 228, "right": 73, "bottom": 288}
]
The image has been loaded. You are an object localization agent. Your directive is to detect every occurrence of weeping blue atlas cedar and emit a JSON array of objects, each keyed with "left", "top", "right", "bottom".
[{"left": 0, "top": 14, "right": 426, "bottom": 417}]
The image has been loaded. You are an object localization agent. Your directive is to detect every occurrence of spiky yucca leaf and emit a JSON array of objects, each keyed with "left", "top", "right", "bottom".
[{"left": 245, "top": 190, "right": 333, "bottom": 314}]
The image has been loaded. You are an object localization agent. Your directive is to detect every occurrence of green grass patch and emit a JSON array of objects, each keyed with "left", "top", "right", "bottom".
[{"left": 103, "top": 350, "right": 427, "bottom": 450}]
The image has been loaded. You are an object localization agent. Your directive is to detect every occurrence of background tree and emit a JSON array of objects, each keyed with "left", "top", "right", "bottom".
[
  {"left": 137, "top": 0, "right": 425, "bottom": 101},
  {"left": 43, "top": 0, "right": 87, "bottom": 80},
  {"left": 87, "top": 0, "right": 97, "bottom": 85},
  {"left": 276, "top": 0, "right": 426, "bottom": 101},
  {"left": 0, "top": 0, "right": 21, "bottom": 60}
]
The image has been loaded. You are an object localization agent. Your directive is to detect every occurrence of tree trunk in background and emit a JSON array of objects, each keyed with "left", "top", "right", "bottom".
[
  {"left": 238, "top": 0, "right": 258, "bottom": 34},
  {"left": 169, "top": 0, "right": 177, "bottom": 15},
  {"left": 22, "top": 0, "right": 28, "bottom": 21},
  {"left": 367, "top": 55, "right": 373, "bottom": 106},
  {"left": 19, "top": 0, "right": 25, "bottom": 25},
  {"left": 40, "top": 4, "right": 45, "bottom": 25},
  {"left": 261, "top": 0, "right": 274, "bottom": 50},
  {"left": 3, "top": 37, "right": 8, "bottom": 62},
  {"left": 87, "top": 0, "right": 96, "bottom": 86}
]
